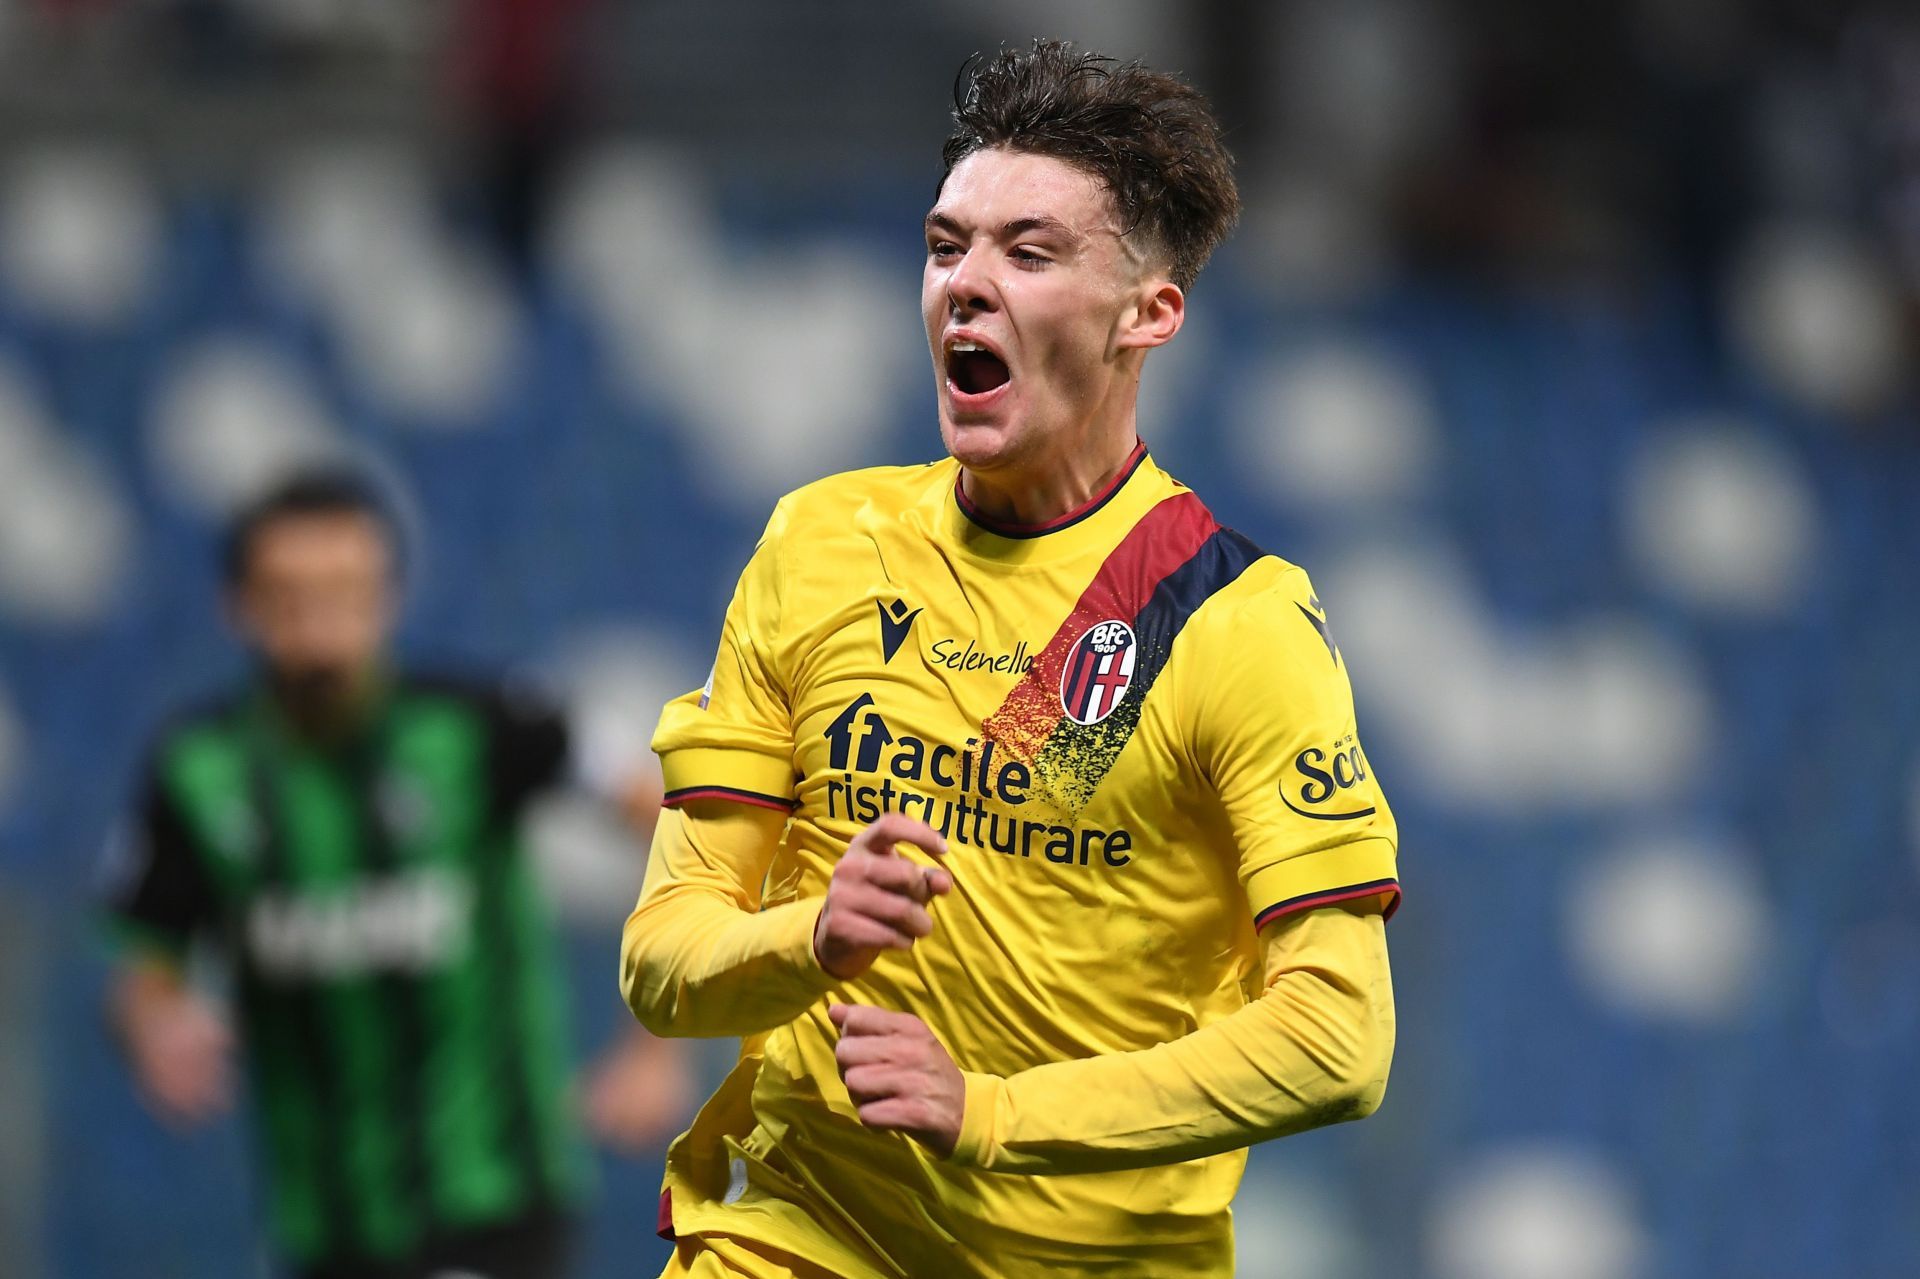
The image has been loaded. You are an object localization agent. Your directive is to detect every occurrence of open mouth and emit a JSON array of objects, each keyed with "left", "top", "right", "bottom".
[{"left": 948, "top": 341, "right": 1011, "bottom": 396}]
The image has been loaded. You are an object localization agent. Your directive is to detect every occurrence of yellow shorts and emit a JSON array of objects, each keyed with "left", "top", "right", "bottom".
[{"left": 658, "top": 1234, "right": 844, "bottom": 1279}]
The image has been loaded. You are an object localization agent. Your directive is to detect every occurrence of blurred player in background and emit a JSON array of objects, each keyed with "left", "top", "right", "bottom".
[
  {"left": 623, "top": 40, "right": 1399, "bottom": 1279},
  {"left": 102, "top": 470, "right": 687, "bottom": 1279}
]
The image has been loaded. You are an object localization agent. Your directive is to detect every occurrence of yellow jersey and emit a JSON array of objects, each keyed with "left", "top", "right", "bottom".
[{"left": 649, "top": 442, "right": 1399, "bottom": 1277}]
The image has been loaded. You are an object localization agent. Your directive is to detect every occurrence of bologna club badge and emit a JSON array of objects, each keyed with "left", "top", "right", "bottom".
[{"left": 1060, "top": 619, "right": 1138, "bottom": 725}]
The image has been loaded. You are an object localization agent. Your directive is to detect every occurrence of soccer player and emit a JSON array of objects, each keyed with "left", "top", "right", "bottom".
[
  {"left": 623, "top": 40, "right": 1400, "bottom": 1279},
  {"left": 102, "top": 471, "right": 683, "bottom": 1279}
]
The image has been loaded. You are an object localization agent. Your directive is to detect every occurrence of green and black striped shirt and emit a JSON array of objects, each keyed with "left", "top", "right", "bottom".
[{"left": 107, "top": 674, "right": 589, "bottom": 1269}]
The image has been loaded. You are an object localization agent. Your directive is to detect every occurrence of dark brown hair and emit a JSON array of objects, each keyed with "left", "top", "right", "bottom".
[
  {"left": 941, "top": 39, "right": 1240, "bottom": 291},
  {"left": 224, "top": 468, "right": 400, "bottom": 586}
]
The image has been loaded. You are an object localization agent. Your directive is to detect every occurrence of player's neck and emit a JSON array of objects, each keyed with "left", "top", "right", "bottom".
[
  {"left": 958, "top": 376, "right": 1145, "bottom": 529},
  {"left": 958, "top": 429, "right": 1142, "bottom": 530},
  {"left": 265, "top": 662, "right": 385, "bottom": 743}
]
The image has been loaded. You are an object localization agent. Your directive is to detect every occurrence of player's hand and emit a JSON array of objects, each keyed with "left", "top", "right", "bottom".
[
  {"left": 829, "top": 1004, "right": 965, "bottom": 1158},
  {"left": 122, "top": 982, "right": 234, "bottom": 1129},
  {"left": 582, "top": 1026, "right": 693, "bottom": 1153},
  {"left": 813, "top": 813, "right": 952, "bottom": 980}
]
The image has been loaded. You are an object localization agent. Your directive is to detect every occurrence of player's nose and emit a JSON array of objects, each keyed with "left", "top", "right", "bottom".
[{"left": 945, "top": 246, "right": 997, "bottom": 315}]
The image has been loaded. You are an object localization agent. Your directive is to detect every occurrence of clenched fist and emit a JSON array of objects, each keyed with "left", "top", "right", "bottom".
[
  {"left": 829, "top": 1003, "right": 966, "bottom": 1157},
  {"left": 114, "top": 968, "right": 235, "bottom": 1130},
  {"left": 813, "top": 813, "right": 952, "bottom": 980}
]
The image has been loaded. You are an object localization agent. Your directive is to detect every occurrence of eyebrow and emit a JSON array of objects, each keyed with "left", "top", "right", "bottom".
[{"left": 924, "top": 211, "right": 1085, "bottom": 245}]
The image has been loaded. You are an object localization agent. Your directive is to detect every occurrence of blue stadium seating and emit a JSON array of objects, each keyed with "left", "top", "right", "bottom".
[{"left": 2, "top": 184, "right": 1916, "bottom": 1279}]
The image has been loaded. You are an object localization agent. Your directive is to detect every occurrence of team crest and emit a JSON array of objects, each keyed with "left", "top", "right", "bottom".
[{"left": 1059, "top": 619, "right": 1138, "bottom": 725}]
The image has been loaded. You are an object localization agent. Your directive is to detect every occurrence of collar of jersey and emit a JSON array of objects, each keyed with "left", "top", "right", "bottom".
[
  {"left": 941, "top": 440, "right": 1162, "bottom": 566},
  {"left": 247, "top": 668, "right": 397, "bottom": 758}
]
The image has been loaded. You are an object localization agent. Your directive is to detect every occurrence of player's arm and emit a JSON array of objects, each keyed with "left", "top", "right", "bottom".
[
  {"left": 832, "top": 897, "right": 1390, "bottom": 1173},
  {"left": 100, "top": 765, "right": 235, "bottom": 1129},
  {"left": 620, "top": 799, "right": 814, "bottom": 1038},
  {"left": 621, "top": 805, "right": 951, "bottom": 1039},
  {"left": 621, "top": 497, "right": 953, "bottom": 1038},
  {"left": 476, "top": 680, "right": 704, "bottom": 1146}
]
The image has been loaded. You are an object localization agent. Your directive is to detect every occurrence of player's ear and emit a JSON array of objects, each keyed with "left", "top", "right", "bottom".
[{"left": 1116, "top": 277, "right": 1184, "bottom": 351}]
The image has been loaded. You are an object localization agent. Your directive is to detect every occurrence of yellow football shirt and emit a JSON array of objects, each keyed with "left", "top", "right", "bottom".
[{"left": 649, "top": 443, "right": 1399, "bottom": 1277}]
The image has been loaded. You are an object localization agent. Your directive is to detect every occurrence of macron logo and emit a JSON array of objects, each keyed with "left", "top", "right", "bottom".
[
  {"left": 1297, "top": 595, "right": 1339, "bottom": 666},
  {"left": 876, "top": 597, "right": 922, "bottom": 664}
]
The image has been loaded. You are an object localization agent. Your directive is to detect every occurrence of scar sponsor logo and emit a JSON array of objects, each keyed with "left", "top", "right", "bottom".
[
  {"left": 1282, "top": 732, "right": 1377, "bottom": 821},
  {"left": 822, "top": 693, "right": 1135, "bottom": 868}
]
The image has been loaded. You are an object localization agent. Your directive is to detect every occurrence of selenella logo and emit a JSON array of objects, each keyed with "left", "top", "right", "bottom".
[{"left": 876, "top": 597, "right": 922, "bottom": 663}]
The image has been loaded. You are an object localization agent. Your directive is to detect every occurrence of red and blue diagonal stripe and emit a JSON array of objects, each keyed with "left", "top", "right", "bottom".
[{"left": 983, "top": 492, "right": 1267, "bottom": 813}]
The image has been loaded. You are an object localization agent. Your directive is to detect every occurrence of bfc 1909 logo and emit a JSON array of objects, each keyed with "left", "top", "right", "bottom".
[{"left": 1059, "top": 619, "right": 1137, "bottom": 726}]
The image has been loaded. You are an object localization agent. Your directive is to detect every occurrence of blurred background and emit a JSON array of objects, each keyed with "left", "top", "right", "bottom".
[{"left": 1, "top": 0, "right": 1918, "bottom": 1276}]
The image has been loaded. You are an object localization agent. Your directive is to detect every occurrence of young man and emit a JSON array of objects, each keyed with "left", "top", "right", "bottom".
[
  {"left": 623, "top": 40, "right": 1400, "bottom": 1279},
  {"left": 103, "top": 472, "right": 677, "bottom": 1279}
]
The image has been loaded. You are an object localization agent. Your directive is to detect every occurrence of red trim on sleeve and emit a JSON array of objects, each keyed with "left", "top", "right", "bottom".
[
  {"left": 662, "top": 785, "right": 795, "bottom": 812},
  {"left": 657, "top": 1188, "right": 675, "bottom": 1241},
  {"left": 1254, "top": 879, "right": 1401, "bottom": 930}
]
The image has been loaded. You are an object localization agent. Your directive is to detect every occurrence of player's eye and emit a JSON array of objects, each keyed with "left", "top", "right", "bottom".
[
  {"left": 929, "top": 240, "right": 961, "bottom": 259},
  {"left": 1011, "top": 247, "right": 1051, "bottom": 266}
]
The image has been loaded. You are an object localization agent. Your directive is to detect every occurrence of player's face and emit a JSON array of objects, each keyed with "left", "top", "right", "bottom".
[
  {"left": 229, "top": 513, "right": 395, "bottom": 701},
  {"left": 924, "top": 148, "right": 1171, "bottom": 473}
]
